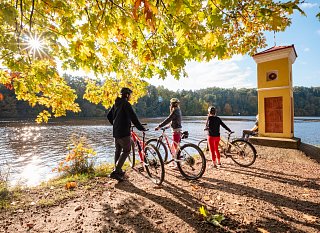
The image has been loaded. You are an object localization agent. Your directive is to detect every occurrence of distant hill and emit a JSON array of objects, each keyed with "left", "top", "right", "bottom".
[{"left": 0, "top": 76, "right": 319, "bottom": 118}]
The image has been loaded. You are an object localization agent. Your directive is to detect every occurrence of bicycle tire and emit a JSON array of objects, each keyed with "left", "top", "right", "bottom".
[
  {"left": 146, "top": 138, "right": 168, "bottom": 163},
  {"left": 198, "top": 139, "right": 209, "bottom": 154},
  {"left": 229, "top": 139, "right": 257, "bottom": 167},
  {"left": 127, "top": 140, "right": 136, "bottom": 168},
  {"left": 144, "top": 144, "right": 165, "bottom": 185},
  {"left": 176, "top": 143, "right": 206, "bottom": 180}
]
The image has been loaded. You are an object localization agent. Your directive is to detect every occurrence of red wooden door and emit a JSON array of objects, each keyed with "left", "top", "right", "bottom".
[{"left": 264, "top": 97, "right": 283, "bottom": 133}]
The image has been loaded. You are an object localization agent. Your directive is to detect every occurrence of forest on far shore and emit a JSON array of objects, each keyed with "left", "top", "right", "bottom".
[{"left": 0, "top": 75, "right": 319, "bottom": 118}]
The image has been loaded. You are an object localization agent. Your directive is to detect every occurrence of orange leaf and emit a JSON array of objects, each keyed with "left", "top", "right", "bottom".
[
  {"left": 132, "top": 39, "right": 138, "bottom": 49},
  {"left": 133, "top": 0, "right": 142, "bottom": 20},
  {"left": 65, "top": 181, "right": 77, "bottom": 190}
]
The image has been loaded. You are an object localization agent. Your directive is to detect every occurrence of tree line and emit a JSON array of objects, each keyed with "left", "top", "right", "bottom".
[{"left": 0, "top": 76, "right": 319, "bottom": 118}]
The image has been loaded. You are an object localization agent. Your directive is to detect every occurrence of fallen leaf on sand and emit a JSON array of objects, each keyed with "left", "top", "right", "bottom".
[
  {"left": 74, "top": 205, "right": 82, "bottom": 211},
  {"left": 191, "top": 185, "right": 199, "bottom": 191},
  {"left": 257, "top": 227, "right": 270, "bottom": 233},
  {"left": 65, "top": 181, "right": 77, "bottom": 190},
  {"left": 154, "top": 219, "right": 163, "bottom": 224},
  {"left": 27, "top": 223, "right": 35, "bottom": 229}
]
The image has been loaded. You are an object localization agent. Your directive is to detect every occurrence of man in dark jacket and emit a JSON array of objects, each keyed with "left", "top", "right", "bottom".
[{"left": 107, "top": 87, "right": 146, "bottom": 181}]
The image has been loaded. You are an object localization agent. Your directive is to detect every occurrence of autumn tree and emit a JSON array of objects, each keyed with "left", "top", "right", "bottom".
[{"left": 0, "top": 0, "right": 306, "bottom": 122}]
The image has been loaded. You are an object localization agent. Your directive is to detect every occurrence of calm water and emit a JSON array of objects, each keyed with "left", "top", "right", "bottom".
[{"left": 0, "top": 116, "right": 319, "bottom": 186}]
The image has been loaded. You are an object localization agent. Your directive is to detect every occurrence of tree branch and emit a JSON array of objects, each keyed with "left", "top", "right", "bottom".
[
  {"left": 160, "top": 0, "right": 168, "bottom": 11},
  {"left": 29, "top": 0, "right": 35, "bottom": 30},
  {"left": 84, "top": 7, "right": 93, "bottom": 27},
  {"left": 95, "top": 0, "right": 101, "bottom": 10},
  {"left": 138, "top": 26, "right": 156, "bottom": 60},
  {"left": 97, "top": 0, "right": 107, "bottom": 30},
  {"left": 20, "top": 0, "right": 23, "bottom": 30},
  {"left": 0, "top": 52, "right": 14, "bottom": 60},
  {"left": 109, "top": 0, "right": 127, "bottom": 14}
]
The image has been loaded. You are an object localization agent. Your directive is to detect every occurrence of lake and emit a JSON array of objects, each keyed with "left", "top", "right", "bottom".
[{"left": 0, "top": 116, "right": 319, "bottom": 186}]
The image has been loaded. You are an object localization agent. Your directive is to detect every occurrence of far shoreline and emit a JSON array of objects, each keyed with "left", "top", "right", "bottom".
[{"left": 0, "top": 115, "right": 320, "bottom": 125}]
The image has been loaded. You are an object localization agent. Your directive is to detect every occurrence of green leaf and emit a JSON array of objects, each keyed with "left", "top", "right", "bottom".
[{"left": 208, "top": 213, "right": 225, "bottom": 226}]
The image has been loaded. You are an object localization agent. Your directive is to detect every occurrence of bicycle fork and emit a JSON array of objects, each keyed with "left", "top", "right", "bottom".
[{"left": 135, "top": 141, "right": 149, "bottom": 172}]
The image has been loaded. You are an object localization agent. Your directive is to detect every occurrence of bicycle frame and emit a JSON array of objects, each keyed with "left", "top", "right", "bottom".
[
  {"left": 220, "top": 132, "right": 255, "bottom": 157},
  {"left": 218, "top": 133, "right": 232, "bottom": 155},
  {"left": 130, "top": 128, "right": 146, "bottom": 163},
  {"left": 157, "top": 128, "right": 180, "bottom": 157}
]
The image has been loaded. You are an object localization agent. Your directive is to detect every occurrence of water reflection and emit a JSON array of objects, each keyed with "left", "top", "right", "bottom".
[{"left": 0, "top": 117, "right": 319, "bottom": 186}]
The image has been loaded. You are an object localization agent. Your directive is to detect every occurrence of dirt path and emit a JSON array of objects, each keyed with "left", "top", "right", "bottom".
[{"left": 1, "top": 145, "right": 319, "bottom": 233}]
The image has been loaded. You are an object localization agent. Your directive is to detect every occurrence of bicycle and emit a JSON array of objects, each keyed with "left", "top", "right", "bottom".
[
  {"left": 127, "top": 124, "right": 165, "bottom": 185},
  {"left": 146, "top": 127, "right": 206, "bottom": 180},
  {"left": 198, "top": 131, "right": 257, "bottom": 167}
]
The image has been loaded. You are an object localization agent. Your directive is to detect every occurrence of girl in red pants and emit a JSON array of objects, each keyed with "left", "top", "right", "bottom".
[
  {"left": 155, "top": 98, "right": 182, "bottom": 169},
  {"left": 206, "top": 106, "right": 232, "bottom": 168}
]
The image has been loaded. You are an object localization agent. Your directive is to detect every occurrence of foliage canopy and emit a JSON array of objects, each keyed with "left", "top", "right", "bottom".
[{"left": 0, "top": 0, "right": 307, "bottom": 122}]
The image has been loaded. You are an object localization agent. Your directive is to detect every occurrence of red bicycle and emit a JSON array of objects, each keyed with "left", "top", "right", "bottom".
[
  {"left": 146, "top": 127, "right": 206, "bottom": 180},
  {"left": 128, "top": 124, "right": 165, "bottom": 185}
]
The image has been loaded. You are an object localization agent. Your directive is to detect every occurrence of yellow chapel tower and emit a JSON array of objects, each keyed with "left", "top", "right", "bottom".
[{"left": 253, "top": 45, "right": 297, "bottom": 139}]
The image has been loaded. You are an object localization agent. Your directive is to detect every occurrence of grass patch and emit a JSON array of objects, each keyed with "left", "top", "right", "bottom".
[
  {"left": 42, "top": 173, "right": 94, "bottom": 188},
  {"left": 38, "top": 191, "right": 75, "bottom": 207},
  {"left": 0, "top": 160, "right": 128, "bottom": 210}
]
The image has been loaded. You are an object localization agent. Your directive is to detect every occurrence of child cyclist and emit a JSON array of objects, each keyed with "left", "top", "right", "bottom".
[
  {"left": 155, "top": 98, "right": 182, "bottom": 169},
  {"left": 205, "top": 106, "right": 233, "bottom": 168}
]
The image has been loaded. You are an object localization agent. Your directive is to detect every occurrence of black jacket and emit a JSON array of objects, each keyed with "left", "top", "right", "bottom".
[
  {"left": 206, "top": 116, "right": 231, "bottom": 137},
  {"left": 107, "top": 97, "right": 145, "bottom": 138},
  {"left": 158, "top": 108, "right": 182, "bottom": 130}
]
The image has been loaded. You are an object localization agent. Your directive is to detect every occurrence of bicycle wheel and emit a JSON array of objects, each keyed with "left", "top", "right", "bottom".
[
  {"left": 198, "top": 139, "right": 209, "bottom": 155},
  {"left": 229, "top": 139, "right": 257, "bottom": 167},
  {"left": 198, "top": 139, "right": 224, "bottom": 157},
  {"left": 127, "top": 140, "right": 137, "bottom": 168},
  {"left": 146, "top": 138, "right": 168, "bottom": 163},
  {"left": 176, "top": 143, "right": 206, "bottom": 180},
  {"left": 218, "top": 140, "right": 224, "bottom": 154},
  {"left": 144, "top": 144, "right": 165, "bottom": 185}
]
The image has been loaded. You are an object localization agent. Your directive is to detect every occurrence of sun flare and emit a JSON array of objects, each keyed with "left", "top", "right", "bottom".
[{"left": 23, "top": 34, "right": 46, "bottom": 58}]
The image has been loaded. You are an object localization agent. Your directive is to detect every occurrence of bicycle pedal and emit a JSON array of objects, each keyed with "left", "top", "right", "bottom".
[{"left": 137, "top": 167, "right": 144, "bottom": 172}]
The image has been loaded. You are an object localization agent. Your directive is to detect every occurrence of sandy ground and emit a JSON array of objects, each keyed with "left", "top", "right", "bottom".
[{"left": 0, "top": 145, "right": 319, "bottom": 233}]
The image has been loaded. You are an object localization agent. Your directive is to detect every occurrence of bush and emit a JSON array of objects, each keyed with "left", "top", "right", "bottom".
[{"left": 55, "top": 135, "right": 97, "bottom": 176}]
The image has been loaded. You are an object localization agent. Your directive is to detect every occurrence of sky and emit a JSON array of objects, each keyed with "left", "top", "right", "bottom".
[{"left": 148, "top": 1, "right": 320, "bottom": 91}]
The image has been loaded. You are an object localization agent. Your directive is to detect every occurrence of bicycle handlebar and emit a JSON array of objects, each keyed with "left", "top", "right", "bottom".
[
  {"left": 131, "top": 123, "right": 148, "bottom": 131},
  {"left": 226, "top": 131, "right": 235, "bottom": 136},
  {"left": 161, "top": 126, "right": 170, "bottom": 131},
  {"left": 204, "top": 128, "right": 234, "bottom": 136}
]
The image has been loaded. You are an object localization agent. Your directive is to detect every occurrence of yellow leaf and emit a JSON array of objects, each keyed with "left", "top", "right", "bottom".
[
  {"left": 199, "top": 206, "right": 207, "bottom": 217},
  {"left": 148, "top": 5, "right": 158, "bottom": 14}
]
